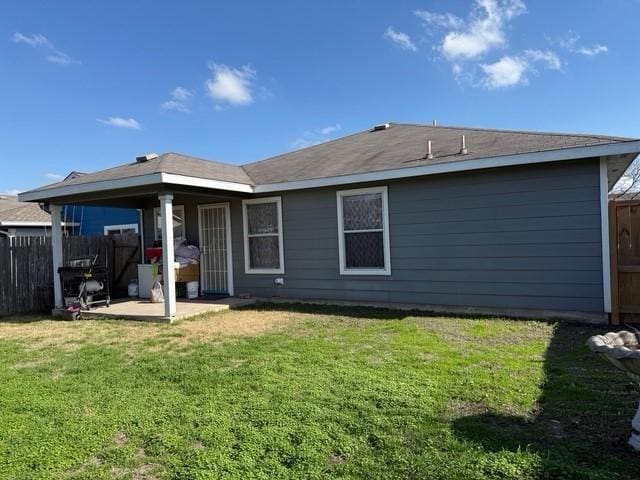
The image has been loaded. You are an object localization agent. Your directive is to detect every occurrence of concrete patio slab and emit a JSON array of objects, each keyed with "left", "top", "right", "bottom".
[{"left": 79, "top": 297, "right": 256, "bottom": 322}]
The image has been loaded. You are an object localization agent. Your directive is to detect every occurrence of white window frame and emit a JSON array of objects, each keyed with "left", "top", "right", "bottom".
[
  {"left": 242, "top": 196, "right": 285, "bottom": 274},
  {"left": 153, "top": 205, "right": 185, "bottom": 241},
  {"left": 337, "top": 186, "right": 391, "bottom": 276},
  {"left": 103, "top": 223, "right": 139, "bottom": 236}
]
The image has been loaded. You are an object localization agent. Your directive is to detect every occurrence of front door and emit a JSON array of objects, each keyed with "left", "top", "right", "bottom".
[{"left": 198, "top": 203, "right": 233, "bottom": 295}]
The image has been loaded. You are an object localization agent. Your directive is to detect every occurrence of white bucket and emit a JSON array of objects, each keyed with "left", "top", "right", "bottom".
[
  {"left": 128, "top": 279, "right": 139, "bottom": 298},
  {"left": 186, "top": 281, "right": 199, "bottom": 299}
]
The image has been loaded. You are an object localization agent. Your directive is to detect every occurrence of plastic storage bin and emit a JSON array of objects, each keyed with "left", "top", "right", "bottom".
[{"left": 186, "top": 281, "right": 199, "bottom": 299}]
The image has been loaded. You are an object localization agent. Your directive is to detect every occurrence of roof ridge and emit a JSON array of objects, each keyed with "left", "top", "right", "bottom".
[{"left": 390, "top": 122, "right": 636, "bottom": 141}]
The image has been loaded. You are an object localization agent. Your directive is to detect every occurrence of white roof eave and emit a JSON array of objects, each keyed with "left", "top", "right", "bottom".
[{"left": 18, "top": 140, "right": 640, "bottom": 202}]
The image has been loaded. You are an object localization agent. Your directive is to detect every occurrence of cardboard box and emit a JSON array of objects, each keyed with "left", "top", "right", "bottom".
[{"left": 175, "top": 263, "right": 199, "bottom": 283}]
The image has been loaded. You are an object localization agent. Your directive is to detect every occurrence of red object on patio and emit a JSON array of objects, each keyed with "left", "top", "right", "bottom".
[{"left": 145, "top": 247, "right": 162, "bottom": 263}]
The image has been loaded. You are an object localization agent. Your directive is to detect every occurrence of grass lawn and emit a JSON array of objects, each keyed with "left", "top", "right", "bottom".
[{"left": 1, "top": 303, "right": 639, "bottom": 480}]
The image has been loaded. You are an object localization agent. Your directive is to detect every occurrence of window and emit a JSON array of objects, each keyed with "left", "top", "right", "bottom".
[
  {"left": 153, "top": 205, "right": 185, "bottom": 241},
  {"left": 103, "top": 224, "right": 139, "bottom": 236},
  {"left": 337, "top": 186, "right": 390, "bottom": 275},
  {"left": 242, "top": 197, "right": 284, "bottom": 274}
]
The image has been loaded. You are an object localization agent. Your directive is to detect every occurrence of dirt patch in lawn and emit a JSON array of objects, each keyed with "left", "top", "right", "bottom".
[
  {"left": 0, "top": 309, "right": 307, "bottom": 353},
  {"left": 173, "top": 309, "right": 300, "bottom": 339}
]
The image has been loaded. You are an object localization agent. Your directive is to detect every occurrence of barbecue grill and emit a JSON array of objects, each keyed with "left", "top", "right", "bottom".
[{"left": 58, "top": 252, "right": 111, "bottom": 310}]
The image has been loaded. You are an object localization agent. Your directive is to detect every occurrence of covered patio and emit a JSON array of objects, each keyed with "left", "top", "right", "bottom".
[{"left": 19, "top": 153, "right": 254, "bottom": 321}]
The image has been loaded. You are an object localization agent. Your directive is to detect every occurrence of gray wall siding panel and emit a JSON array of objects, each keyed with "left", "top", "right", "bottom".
[{"left": 231, "top": 159, "right": 604, "bottom": 313}]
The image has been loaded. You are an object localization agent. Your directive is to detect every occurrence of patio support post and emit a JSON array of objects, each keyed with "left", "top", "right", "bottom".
[
  {"left": 158, "top": 193, "right": 176, "bottom": 318},
  {"left": 50, "top": 204, "right": 64, "bottom": 309}
]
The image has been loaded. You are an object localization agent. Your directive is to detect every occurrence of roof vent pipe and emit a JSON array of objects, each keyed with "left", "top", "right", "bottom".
[
  {"left": 136, "top": 153, "right": 159, "bottom": 163},
  {"left": 459, "top": 135, "right": 468, "bottom": 155},
  {"left": 372, "top": 123, "right": 390, "bottom": 132},
  {"left": 425, "top": 140, "right": 434, "bottom": 160},
  {"left": 432, "top": 119, "right": 437, "bottom": 127}
]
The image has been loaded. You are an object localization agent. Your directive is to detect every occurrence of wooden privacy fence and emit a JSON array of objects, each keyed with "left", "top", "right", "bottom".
[
  {"left": 0, "top": 234, "right": 140, "bottom": 317},
  {"left": 610, "top": 201, "right": 640, "bottom": 324}
]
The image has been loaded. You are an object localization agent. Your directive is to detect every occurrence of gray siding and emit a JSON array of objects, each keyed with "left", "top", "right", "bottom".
[
  {"left": 138, "top": 158, "right": 604, "bottom": 313},
  {"left": 231, "top": 159, "right": 604, "bottom": 312}
]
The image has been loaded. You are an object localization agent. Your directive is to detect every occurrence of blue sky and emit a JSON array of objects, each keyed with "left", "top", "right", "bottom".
[{"left": 1, "top": 0, "right": 639, "bottom": 194}]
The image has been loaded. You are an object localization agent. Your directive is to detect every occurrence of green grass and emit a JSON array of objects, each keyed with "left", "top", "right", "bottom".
[{"left": 1, "top": 303, "right": 639, "bottom": 479}]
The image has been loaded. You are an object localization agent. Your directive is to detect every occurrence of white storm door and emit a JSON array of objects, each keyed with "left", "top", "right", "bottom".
[{"left": 198, "top": 203, "right": 233, "bottom": 295}]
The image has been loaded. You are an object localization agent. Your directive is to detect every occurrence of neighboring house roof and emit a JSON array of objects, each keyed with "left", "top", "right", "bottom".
[
  {"left": 64, "top": 171, "right": 87, "bottom": 181},
  {"left": 0, "top": 195, "right": 51, "bottom": 226},
  {"left": 19, "top": 123, "right": 640, "bottom": 202}
]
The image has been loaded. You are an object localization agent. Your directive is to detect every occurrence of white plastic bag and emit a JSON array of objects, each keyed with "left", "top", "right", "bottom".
[{"left": 150, "top": 281, "right": 164, "bottom": 303}]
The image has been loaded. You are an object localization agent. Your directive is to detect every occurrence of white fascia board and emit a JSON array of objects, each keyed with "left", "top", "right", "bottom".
[
  {"left": 18, "top": 172, "right": 253, "bottom": 202},
  {"left": 18, "top": 173, "right": 165, "bottom": 202},
  {"left": 254, "top": 140, "right": 640, "bottom": 193},
  {"left": 0, "top": 221, "right": 52, "bottom": 227},
  {"left": 0, "top": 221, "right": 79, "bottom": 227},
  {"left": 159, "top": 173, "right": 253, "bottom": 193}
]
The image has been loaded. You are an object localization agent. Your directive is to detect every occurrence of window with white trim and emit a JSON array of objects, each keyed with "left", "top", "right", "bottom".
[
  {"left": 103, "top": 224, "right": 139, "bottom": 236},
  {"left": 153, "top": 205, "right": 185, "bottom": 241},
  {"left": 242, "top": 197, "right": 284, "bottom": 274},
  {"left": 337, "top": 186, "right": 390, "bottom": 275}
]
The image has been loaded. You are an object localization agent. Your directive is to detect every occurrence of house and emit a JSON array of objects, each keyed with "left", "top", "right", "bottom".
[
  {"left": 59, "top": 172, "right": 141, "bottom": 236},
  {"left": 18, "top": 123, "right": 640, "bottom": 320},
  {"left": 0, "top": 193, "right": 138, "bottom": 238},
  {"left": 61, "top": 204, "right": 140, "bottom": 236},
  {"left": 0, "top": 195, "right": 77, "bottom": 237}
]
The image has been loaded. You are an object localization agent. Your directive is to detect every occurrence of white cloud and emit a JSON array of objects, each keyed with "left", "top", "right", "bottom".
[
  {"left": 576, "top": 44, "right": 608, "bottom": 57},
  {"left": 383, "top": 27, "right": 417, "bottom": 51},
  {"left": 45, "top": 173, "right": 63, "bottom": 181},
  {"left": 524, "top": 49, "right": 562, "bottom": 70},
  {"left": 11, "top": 32, "right": 79, "bottom": 65},
  {"left": 478, "top": 49, "right": 561, "bottom": 89},
  {"left": 431, "top": 0, "right": 526, "bottom": 60},
  {"left": 481, "top": 55, "right": 528, "bottom": 88},
  {"left": 558, "top": 31, "right": 579, "bottom": 50},
  {"left": 171, "top": 86, "right": 193, "bottom": 101},
  {"left": 161, "top": 100, "right": 189, "bottom": 113},
  {"left": 414, "top": 10, "right": 463, "bottom": 30},
  {"left": 98, "top": 117, "right": 141, "bottom": 130},
  {"left": 205, "top": 63, "right": 255, "bottom": 106},
  {"left": 11, "top": 32, "right": 49, "bottom": 48},
  {"left": 46, "top": 51, "right": 77, "bottom": 65},
  {"left": 558, "top": 31, "right": 608, "bottom": 57},
  {"left": 1, "top": 189, "right": 21, "bottom": 196},
  {"left": 290, "top": 124, "right": 342, "bottom": 150},
  {"left": 320, "top": 124, "right": 341, "bottom": 135},
  {"left": 411, "top": 1, "right": 571, "bottom": 89},
  {"left": 161, "top": 86, "right": 194, "bottom": 112}
]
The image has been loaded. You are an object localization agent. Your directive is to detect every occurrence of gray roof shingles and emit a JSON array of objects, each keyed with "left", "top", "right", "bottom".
[
  {"left": 22, "top": 123, "right": 637, "bottom": 195},
  {"left": 0, "top": 196, "right": 51, "bottom": 223},
  {"left": 243, "top": 123, "right": 633, "bottom": 184},
  {"left": 30, "top": 152, "right": 255, "bottom": 193}
]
